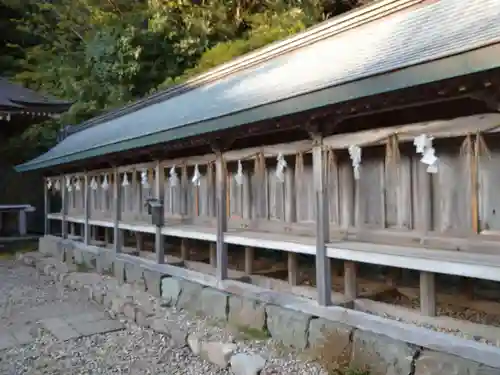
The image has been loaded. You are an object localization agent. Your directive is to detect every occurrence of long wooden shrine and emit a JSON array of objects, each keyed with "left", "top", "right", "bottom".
[{"left": 16, "top": 0, "right": 500, "bottom": 358}]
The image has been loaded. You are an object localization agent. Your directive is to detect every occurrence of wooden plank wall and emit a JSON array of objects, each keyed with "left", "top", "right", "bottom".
[
  {"left": 67, "top": 177, "right": 84, "bottom": 217},
  {"left": 478, "top": 145, "right": 500, "bottom": 233},
  {"left": 60, "top": 137, "right": 500, "bottom": 238}
]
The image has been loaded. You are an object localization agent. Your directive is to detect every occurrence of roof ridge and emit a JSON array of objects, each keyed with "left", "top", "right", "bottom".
[{"left": 67, "top": 0, "right": 423, "bottom": 136}]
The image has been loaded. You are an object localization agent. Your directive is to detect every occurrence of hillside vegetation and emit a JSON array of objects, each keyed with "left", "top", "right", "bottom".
[{"left": 0, "top": 0, "right": 365, "bottom": 154}]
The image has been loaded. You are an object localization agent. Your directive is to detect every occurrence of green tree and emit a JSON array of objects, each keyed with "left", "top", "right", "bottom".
[{"left": 0, "top": 0, "right": 364, "bottom": 152}]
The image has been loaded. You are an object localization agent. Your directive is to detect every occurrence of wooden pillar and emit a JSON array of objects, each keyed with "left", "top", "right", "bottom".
[
  {"left": 244, "top": 246, "right": 254, "bottom": 275},
  {"left": 61, "top": 175, "right": 68, "bottom": 239},
  {"left": 135, "top": 232, "right": 144, "bottom": 252},
  {"left": 84, "top": 173, "right": 90, "bottom": 245},
  {"left": 155, "top": 161, "right": 165, "bottom": 264},
  {"left": 416, "top": 162, "right": 432, "bottom": 232},
  {"left": 285, "top": 161, "right": 297, "bottom": 285},
  {"left": 312, "top": 134, "right": 331, "bottom": 306},
  {"left": 346, "top": 154, "right": 359, "bottom": 298},
  {"left": 44, "top": 178, "right": 50, "bottom": 235},
  {"left": 344, "top": 261, "right": 357, "bottom": 300},
  {"left": 18, "top": 210, "right": 27, "bottom": 236},
  {"left": 70, "top": 222, "right": 76, "bottom": 236},
  {"left": 207, "top": 163, "right": 216, "bottom": 217},
  {"left": 215, "top": 150, "right": 228, "bottom": 280},
  {"left": 354, "top": 169, "right": 363, "bottom": 229},
  {"left": 420, "top": 271, "right": 436, "bottom": 316},
  {"left": 417, "top": 163, "right": 436, "bottom": 314},
  {"left": 209, "top": 242, "right": 217, "bottom": 267},
  {"left": 181, "top": 165, "right": 188, "bottom": 216},
  {"left": 113, "top": 168, "right": 122, "bottom": 253},
  {"left": 104, "top": 227, "right": 110, "bottom": 243},
  {"left": 470, "top": 135, "right": 480, "bottom": 234},
  {"left": 242, "top": 167, "right": 251, "bottom": 220},
  {"left": 340, "top": 164, "right": 355, "bottom": 228},
  {"left": 288, "top": 253, "right": 298, "bottom": 285},
  {"left": 181, "top": 239, "right": 189, "bottom": 261}
]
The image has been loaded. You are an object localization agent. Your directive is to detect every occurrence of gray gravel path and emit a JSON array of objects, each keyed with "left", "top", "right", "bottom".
[{"left": 0, "top": 258, "right": 327, "bottom": 375}]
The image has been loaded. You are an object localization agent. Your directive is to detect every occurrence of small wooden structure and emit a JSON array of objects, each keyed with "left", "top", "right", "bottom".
[
  {"left": 0, "top": 204, "right": 35, "bottom": 236},
  {"left": 16, "top": 0, "right": 500, "bottom": 342},
  {"left": 0, "top": 78, "right": 71, "bottom": 235}
]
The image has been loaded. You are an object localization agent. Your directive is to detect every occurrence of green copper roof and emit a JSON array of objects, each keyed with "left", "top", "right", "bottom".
[{"left": 16, "top": 0, "right": 500, "bottom": 172}]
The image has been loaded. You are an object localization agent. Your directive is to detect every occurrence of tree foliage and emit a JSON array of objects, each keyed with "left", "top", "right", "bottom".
[{"left": 0, "top": 0, "right": 363, "bottom": 151}]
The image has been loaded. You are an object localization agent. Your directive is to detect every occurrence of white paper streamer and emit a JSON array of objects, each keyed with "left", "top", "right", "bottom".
[
  {"left": 235, "top": 160, "right": 244, "bottom": 185},
  {"left": 192, "top": 164, "right": 201, "bottom": 186},
  {"left": 413, "top": 134, "right": 433, "bottom": 154},
  {"left": 275, "top": 153, "right": 287, "bottom": 183},
  {"left": 47, "top": 178, "right": 52, "bottom": 190},
  {"left": 66, "top": 177, "right": 73, "bottom": 192},
  {"left": 74, "top": 178, "right": 81, "bottom": 191},
  {"left": 101, "top": 175, "right": 109, "bottom": 190},
  {"left": 90, "top": 176, "right": 98, "bottom": 190},
  {"left": 348, "top": 145, "right": 362, "bottom": 180},
  {"left": 414, "top": 134, "right": 439, "bottom": 174},
  {"left": 54, "top": 179, "right": 61, "bottom": 191},
  {"left": 122, "top": 173, "right": 129, "bottom": 187},
  {"left": 141, "top": 170, "right": 150, "bottom": 188},
  {"left": 169, "top": 166, "right": 179, "bottom": 186}
]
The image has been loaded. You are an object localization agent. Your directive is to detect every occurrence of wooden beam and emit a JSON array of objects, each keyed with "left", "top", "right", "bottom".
[
  {"left": 344, "top": 260, "right": 358, "bottom": 300},
  {"left": 255, "top": 154, "right": 267, "bottom": 219},
  {"left": 288, "top": 252, "right": 298, "bottom": 285},
  {"left": 244, "top": 246, "right": 254, "bottom": 275},
  {"left": 242, "top": 165, "right": 252, "bottom": 220},
  {"left": 469, "top": 91, "right": 500, "bottom": 112},
  {"left": 155, "top": 161, "right": 165, "bottom": 264},
  {"left": 284, "top": 162, "right": 296, "bottom": 223},
  {"left": 209, "top": 242, "right": 217, "bottom": 267},
  {"left": 113, "top": 168, "right": 122, "bottom": 253},
  {"left": 354, "top": 167, "right": 363, "bottom": 229},
  {"left": 416, "top": 161, "right": 432, "bottom": 232},
  {"left": 61, "top": 175, "right": 68, "bottom": 239},
  {"left": 181, "top": 165, "right": 188, "bottom": 215},
  {"left": 181, "top": 239, "right": 189, "bottom": 260},
  {"left": 285, "top": 162, "right": 298, "bottom": 286},
  {"left": 312, "top": 134, "right": 331, "bottom": 306},
  {"left": 208, "top": 163, "right": 216, "bottom": 217},
  {"left": 420, "top": 271, "right": 436, "bottom": 317},
  {"left": 83, "top": 173, "right": 90, "bottom": 245},
  {"left": 135, "top": 232, "right": 144, "bottom": 252},
  {"left": 135, "top": 170, "right": 142, "bottom": 218},
  {"left": 91, "top": 226, "right": 97, "bottom": 241},
  {"left": 215, "top": 150, "right": 228, "bottom": 280},
  {"left": 471, "top": 135, "right": 480, "bottom": 233}
]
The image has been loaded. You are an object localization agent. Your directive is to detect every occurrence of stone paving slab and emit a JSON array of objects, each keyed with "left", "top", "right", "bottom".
[
  {"left": 12, "top": 300, "right": 95, "bottom": 325},
  {"left": 65, "top": 311, "right": 110, "bottom": 324},
  {"left": 10, "top": 326, "right": 36, "bottom": 345},
  {"left": 41, "top": 317, "right": 82, "bottom": 341},
  {"left": 70, "top": 318, "right": 124, "bottom": 337},
  {"left": 0, "top": 325, "right": 38, "bottom": 350},
  {"left": 40, "top": 312, "right": 125, "bottom": 342},
  {"left": 0, "top": 331, "right": 17, "bottom": 351}
]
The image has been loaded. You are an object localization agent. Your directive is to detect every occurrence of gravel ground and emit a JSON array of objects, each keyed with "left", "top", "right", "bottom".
[{"left": 0, "top": 258, "right": 327, "bottom": 375}]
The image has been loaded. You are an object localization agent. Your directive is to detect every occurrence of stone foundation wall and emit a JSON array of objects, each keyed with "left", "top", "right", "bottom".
[{"left": 37, "top": 235, "right": 500, "bottom": 375}]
